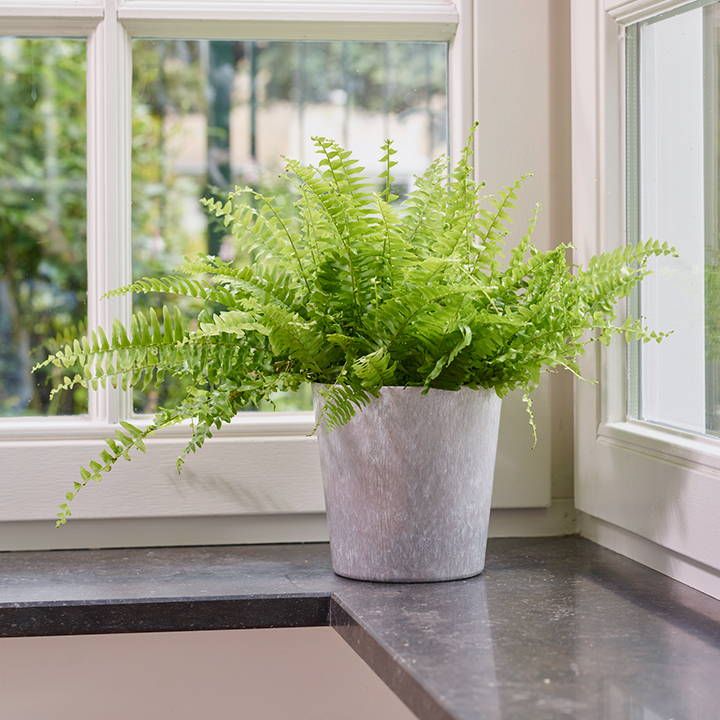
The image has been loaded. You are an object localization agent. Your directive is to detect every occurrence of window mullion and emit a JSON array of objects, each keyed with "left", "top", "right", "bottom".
[
  {"left": 86, "top": 0, "right": 133, "bottom": 424},
  {"left": 448, "top": 0, "right": 474, "bottom": 166}
]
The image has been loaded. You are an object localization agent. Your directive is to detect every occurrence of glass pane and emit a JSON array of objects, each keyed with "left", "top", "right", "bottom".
[
  {"left": 0, "top": 38, "right": 87, "bottom": 416},
  {"left": 628, "top": 2, "right": 720, "bottom": 436},
  {"left": 131, "top": 39, "right": 448, "bottom": 414}
]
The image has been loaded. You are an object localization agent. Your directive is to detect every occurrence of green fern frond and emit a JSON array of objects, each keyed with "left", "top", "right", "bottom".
[
  {"left": 56, "top": 420, "right": 159, "bottom": 527},
  {"left": 379, "top": 138, "right": 399, "bottom": 203},
  {"left": 197, "top": 310, "right": 270, "bottom": 338},
  {"left": 352, "top": 347, "right": 397, "bottom": 389},
  {"left": 316, "top": 381, "right": 372, "bottom": 432},
  {"left": 37, "top": 124, "right": 676, "bottom": 526},
  {"left": 102, "top": 275, "right": 236, "bottom": 306}
]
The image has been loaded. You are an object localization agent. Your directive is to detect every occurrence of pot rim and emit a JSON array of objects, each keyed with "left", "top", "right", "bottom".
[{"left": 312, "top": 382, "right": 498, "bottom": 395}]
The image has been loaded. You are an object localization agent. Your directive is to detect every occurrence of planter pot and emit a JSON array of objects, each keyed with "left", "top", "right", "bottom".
[{"left": 314, "top": 385, "right": 502, "bottom": 582}]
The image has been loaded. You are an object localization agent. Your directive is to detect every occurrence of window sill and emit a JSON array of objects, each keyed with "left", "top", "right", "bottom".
[
  {"left": 0, "top": 412, "right": 314, "bottom": 442},
  {"left": 599, "top": 420, "right": 720, "bottom": 475}
]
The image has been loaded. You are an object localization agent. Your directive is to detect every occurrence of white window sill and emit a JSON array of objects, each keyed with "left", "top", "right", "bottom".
[{"left": 599, "top": 420, "right": 720, "bottom": 475}]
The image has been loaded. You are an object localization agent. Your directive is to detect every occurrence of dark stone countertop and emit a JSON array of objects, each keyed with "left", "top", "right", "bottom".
[{"left": 1, "top": 536, "right": 719, "bottom": 720}]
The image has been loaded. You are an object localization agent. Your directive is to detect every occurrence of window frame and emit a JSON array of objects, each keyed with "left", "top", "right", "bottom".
[
  {"left": 572, "top": 0, "right": 720, "bottom": 598},
  {"left": 0, "top": 0, "right": 482, "bottom": 529}
]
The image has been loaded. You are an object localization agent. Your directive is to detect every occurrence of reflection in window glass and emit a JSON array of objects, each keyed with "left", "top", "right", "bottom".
[
  {"left": 0, "top": 38, "right": 87, "bottom": 416},
  {"left": 131, "top": 39, "right": 448, "bottom": 413},
  {"left": 628, "top": 2, "right": 720, "bottom": 436}
]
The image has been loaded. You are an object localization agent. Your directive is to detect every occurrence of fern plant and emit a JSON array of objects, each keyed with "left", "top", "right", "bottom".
[{"left": 36, "top": 125, "right": 676, "bottom": 526}]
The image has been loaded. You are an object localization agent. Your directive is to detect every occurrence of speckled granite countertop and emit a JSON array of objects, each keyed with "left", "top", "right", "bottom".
[{"left": 1, "top": 537, "right": 718, "bottom": 720}]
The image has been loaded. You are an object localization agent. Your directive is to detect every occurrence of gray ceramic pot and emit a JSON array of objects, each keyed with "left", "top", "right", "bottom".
[{"left": 314, "top": 385, "right": 502, "bottom": 582}]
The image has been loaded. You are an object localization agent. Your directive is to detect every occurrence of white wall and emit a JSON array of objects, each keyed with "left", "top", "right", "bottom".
[
  {"left": 0, "top": 627, "right": 416, "bottom": 720},
  {"left": 476, "top": 0, "right": 575, "bottom": 513}
]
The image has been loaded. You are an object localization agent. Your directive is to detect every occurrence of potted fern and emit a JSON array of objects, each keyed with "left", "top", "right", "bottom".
[{"left": 36, "top": 126, "right": 674, "bottom": 582}]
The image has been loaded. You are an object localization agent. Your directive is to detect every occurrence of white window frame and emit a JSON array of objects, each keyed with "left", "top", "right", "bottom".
[
  {"left": 2, "top": 0, "right": 572, "bottom": 549},
  {"left": 572, "top": 0, "right": 720, "bottom": 598},
  {"left": 0, "top": 0, "right": 486, "bottom": 536}
]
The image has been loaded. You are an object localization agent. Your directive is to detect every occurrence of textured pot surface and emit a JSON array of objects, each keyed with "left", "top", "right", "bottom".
[{"left": 314, "top": 385, "right": 502, "bottom": 582}]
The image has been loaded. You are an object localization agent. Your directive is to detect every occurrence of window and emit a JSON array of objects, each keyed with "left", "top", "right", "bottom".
[
  {"left": 627, "top": 1, "right": 720, "bottom": 437},
  {"left": 572, "top": 0, "right": 720, "bottom": 600},
  {"left": 0, "top": 1, "right": 481, "bottom": 540}
]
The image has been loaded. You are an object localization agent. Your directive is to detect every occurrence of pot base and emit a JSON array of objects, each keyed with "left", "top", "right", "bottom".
[{"left": 331, "top": 566, "right": 485, "bottom": 584}]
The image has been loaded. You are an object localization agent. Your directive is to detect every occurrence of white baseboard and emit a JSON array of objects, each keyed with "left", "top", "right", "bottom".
[
  {"left": 0, "top": 500, "right": 577, "bottom": 552},
  {"left": 579, "top": 512, "right": 720, "bottom": 600}
]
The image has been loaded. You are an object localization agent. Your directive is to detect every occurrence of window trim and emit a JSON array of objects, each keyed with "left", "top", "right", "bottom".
[
  {"left": 0, "top": 2, "right": 104, "bottom": 36},
  {"left": 118, "top": 0, "right": 459, "bottom": 41},
  {"left": 605, "top": 0, "right": 698, "bottom": 25}
]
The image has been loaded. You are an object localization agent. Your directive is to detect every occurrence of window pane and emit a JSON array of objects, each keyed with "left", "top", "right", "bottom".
[
  {"left": 0, "top": 38, "right": 87, "bottom": 416},
  {"left": 629, "top": 2, "right": 720, "bottom": 436},
  {"left": 131, "top": 39, "right": 448, "bottom": 414}
]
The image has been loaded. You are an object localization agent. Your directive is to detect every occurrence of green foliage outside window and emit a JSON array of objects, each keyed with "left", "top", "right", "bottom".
[{"left": 0, "top": 39, "right": 87, "bottom": 415}]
